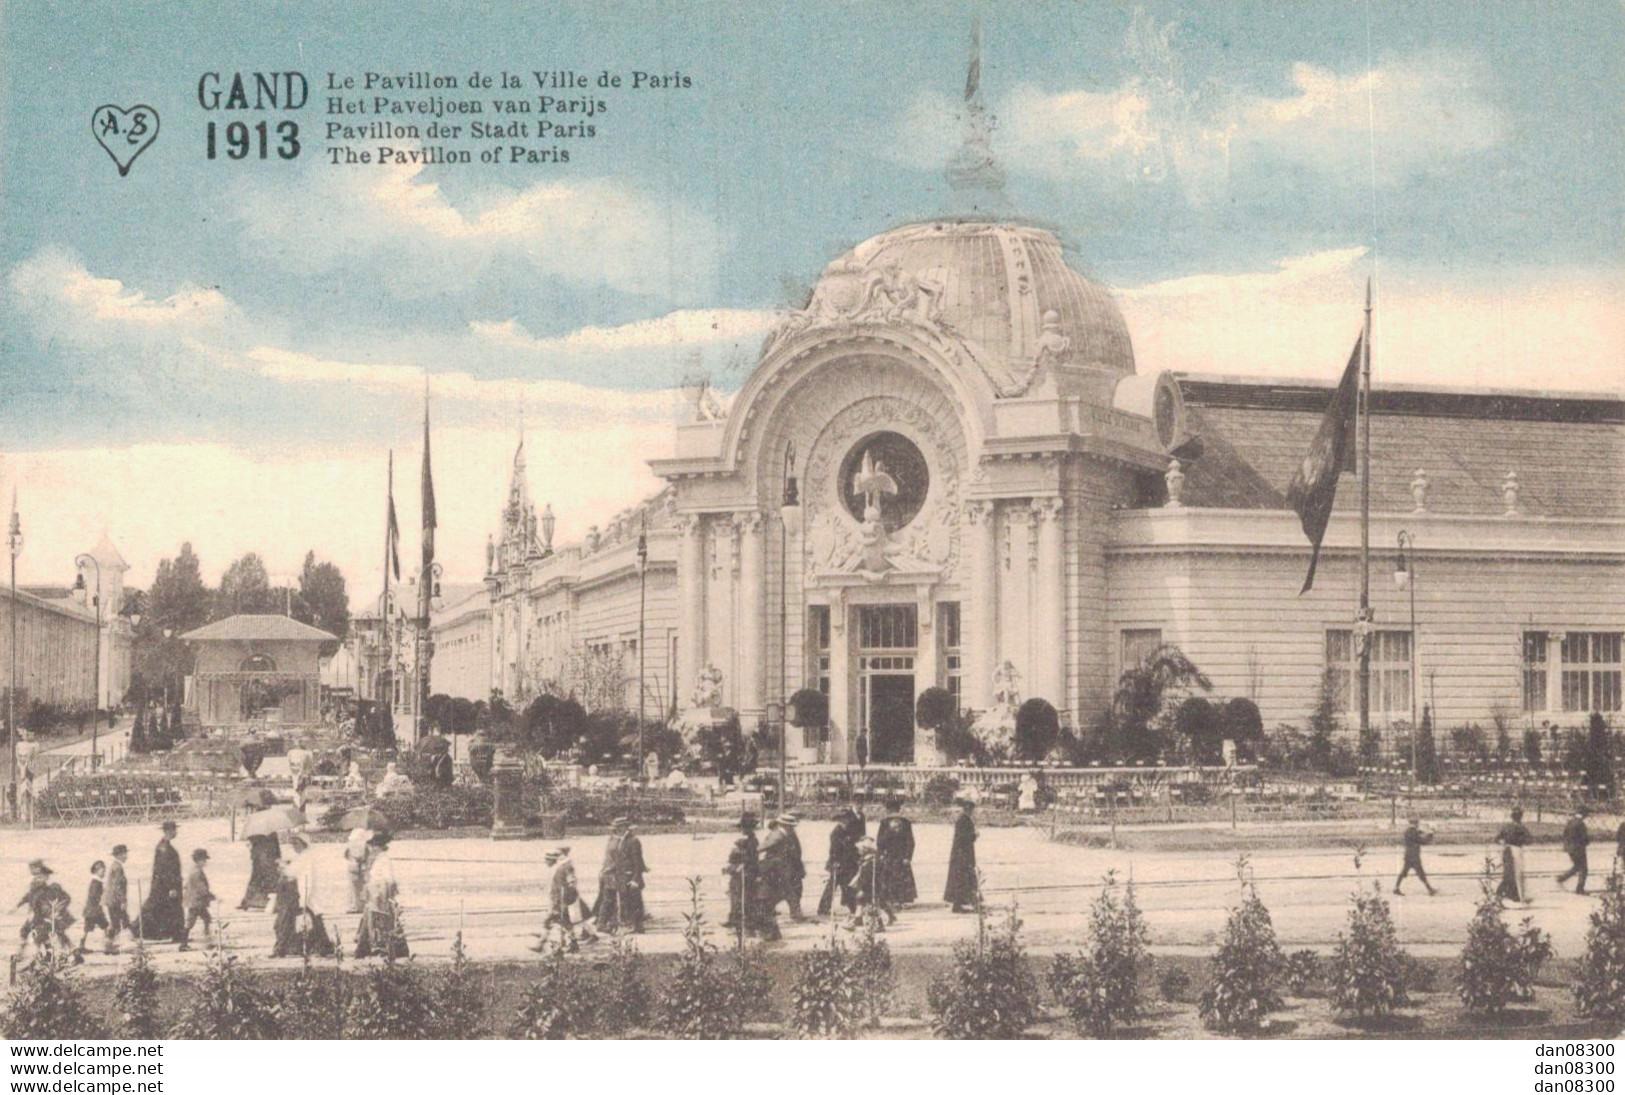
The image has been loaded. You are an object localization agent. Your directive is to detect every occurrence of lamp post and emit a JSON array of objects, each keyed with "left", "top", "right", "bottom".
[
  {"left": 8, "top": 496, "right": 22, "bottom": 814},
  {"left": 636, "top": 515, "right": 648, "bottom": 786},
  {"left": 419, "top": 561, "right": 443, "bottom": 738},
  {"left": 778, "top": 441, "right": 800, "bottom": 813},
  {"left": 1394, "top": 531, "right": 1419, "bottom": 793},
  {"left": 73, "top": 553, "right": 102, "bottom": 768}
]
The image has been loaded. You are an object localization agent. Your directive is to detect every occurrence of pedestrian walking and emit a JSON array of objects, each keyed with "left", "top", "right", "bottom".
[
  {"left": 137, "top": 821, "right": 185, "bottom": 942},
  {"left": 344, "top": 827, "right": 374, "bottom": 914},
  {"left": 875, "top": 797, "right": 917, "bottom": 906},
  {"left": 619, "top": 821, "right": 649, "bottom": 932},
  {"left": 1393, "top": 817, "right": 1438, "bottom": 896},
  {"left": 13, "top": 860, "right": 73, "bottom": 961},
  {"left": 761, "top": 814, "right": 805, "bottom": 920},
  {"left": 595, "top": 818, "right": 628, "bottom": 932},
  {"left": 178, "top": 849, "right": 215, "bottom": 951},
  {"left": 1558, "top": 807, "right": 1591, "bottom": 894},
  {"left": 848, "top": 837, "right": 896, "bottom": 928},
  {"left": 353, "top": 831, "right": 409, "bottom": 959},
  {"left": 944, "top": 798, "right": 979, "bottom": 913},
  {"left": 238, "top": 829, "right": 281, "bottom": 911},
  {"left": 75, "top": 861, "right": 110, "bottom": 959},
  {"left": 816, "top": 806, "right": 860, "bottom": 917},
  {"left": 1495, "top": 806, "right": 1532, "bottom": 905},
  {"left": 285, "top": 833, "right": 335, "bottom": 956},
  {"left": 104, "top": 845, "right": 131, "bottom": 952},
  {"left": 537, "top": 846, "right": 589, "bottom": 952}
]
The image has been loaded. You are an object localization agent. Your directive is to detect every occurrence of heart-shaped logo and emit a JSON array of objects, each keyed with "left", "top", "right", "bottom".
[{"left": 91, "top": 104, "right": 160, "bottom": 177}]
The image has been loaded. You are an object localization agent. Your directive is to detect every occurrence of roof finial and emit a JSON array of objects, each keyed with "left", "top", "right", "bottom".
[{"left": 945, "top": 15, "right": 1008, "bottom": 212}]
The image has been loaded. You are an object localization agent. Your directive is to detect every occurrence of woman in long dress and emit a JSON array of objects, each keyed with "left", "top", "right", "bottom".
[
  {"left": 269, "top": 859, "right": 303, "bottom": 958},
  {"left": 353, "top": 832, "right": 409, "bottom": 959},
  {"left": 1496, "top": 806, "right": 1532, "bottom": 904},
  {"left": 238, "top": 832, "right": 281, "bottom": 911},
  {"left": 137, "top": 822, "right": 185, "bottom": 941},
  {"left": 286, "top": 834, "right": 334, "bottom": 956},
  {"left": 943, "top": 799, "right": 979, "bottom": 913}
]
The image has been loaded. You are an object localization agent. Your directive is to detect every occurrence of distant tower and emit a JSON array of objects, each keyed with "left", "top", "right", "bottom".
[{"left": 944, "top": 17, "right": 1010, "bottom": 215}]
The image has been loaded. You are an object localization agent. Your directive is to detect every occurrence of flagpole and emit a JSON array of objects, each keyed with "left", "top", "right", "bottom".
[
  {"left": 1358, "top": 277, "right": 1373, "bottom": 753},
  {"left": 382, "top": 452, "right": 394, "bottom": 714}
]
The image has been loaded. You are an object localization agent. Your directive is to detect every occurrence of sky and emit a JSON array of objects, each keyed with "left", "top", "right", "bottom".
[{"left": 0, "top": 1, "right": 1620, "bottom": 599}]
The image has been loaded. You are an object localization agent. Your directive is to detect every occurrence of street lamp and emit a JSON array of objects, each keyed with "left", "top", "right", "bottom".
[
  {"left": 73, "top": 553, "right": 102, "bottom": 768},
  {"left": 1394, "top": 531, "right": 1419, "bottom": 792},
  {"left": 8, "top": 494, "right": 22, "bottom": 814},
  {"left": 635, "top": 515, "right": 649, "bottom": 784},
  {"left": 778, "top": 440, "right": 801, "bottom": 813}
]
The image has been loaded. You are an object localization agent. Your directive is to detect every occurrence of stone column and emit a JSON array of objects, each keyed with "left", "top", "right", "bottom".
[
  {"left": 676, "top": 513, "right": 706, "bottom": 704},
  {"left": 963, "top": 500, "right": 997, "bottom": 711},
  {"left": 1032, "top": 496, "right": 1066, "bottom": 708},
  {"left": 827, "top": 589, "right": 850, "bottom": 762},
  {"left": 734, "top": 511, "right": 765, "bottom": 723}
]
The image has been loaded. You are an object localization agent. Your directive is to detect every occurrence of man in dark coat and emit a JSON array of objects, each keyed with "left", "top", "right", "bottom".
[
  {"left": 1558, "top": 808, "right": 1591, "bottom": 894},
  {"left": 1393, "top": 817, "right": 1437, "bottom": 896},
  {"left": 595, "top": 820, "right": 627, "bottom": 932},
  {"left": 944, "top": 798, "right": 979, "bottom": 912},
  {"left": 817, "top": 807, "right": 861, "bottom": 916},
  {"left": 619, "top": 822, "right": 649, "bottom": 932},
  {"left": 13, "top": 860, "right": 73, "bottom": 959},
  {"left": 104, "top": 845, "right": 131, "bottom": 952},
  {"left": 138, "top": 821, "right": 185, "bottom": 941},
  {"left": 761, "top": 814, "right": 806, "bottom": 920},
  {"left": 876, "top": 796, "right": 917, "bottom": 906},
  {"left": 723, "top": 815, "right": 777, "bottom": 939}
]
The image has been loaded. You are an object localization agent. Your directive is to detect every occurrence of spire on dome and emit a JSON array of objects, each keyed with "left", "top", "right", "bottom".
[{"left": 944, "top": 16, "right": 1009, "bottom": 214}]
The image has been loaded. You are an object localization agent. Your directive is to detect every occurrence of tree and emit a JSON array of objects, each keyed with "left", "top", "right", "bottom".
[
  {"left": 216, "top": 552, "right": 276, "bottom": 617},
  {"left": 1416, "top": 705, "right": 1440, "bottom": 784},
  {"left": 136, "top": 542, "right": 211, "bottom": 692},
  {"left": 1175, "top": 696, "right": 1224, "bottom": 765},
  {"left": 1014, "top": 698, "right": 1061, "bottom": 761},
  {"left": 1111, "top": 644, "right": 1211, "bottom": 762},
  {"left": 1307, "top": 668, "right": 1340, "bottom": 773},
  {"left": 298, "top": 551, "right": 351, "bottom": 651},
  {"left": 1223, "top": 698, "right": 1265, "bottom": 761},
  {"left": 1584, "top": 712, "right": 1614, "bottom": 798}
]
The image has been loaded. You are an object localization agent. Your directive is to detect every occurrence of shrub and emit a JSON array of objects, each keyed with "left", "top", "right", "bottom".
[
  {"left": 467, "top": 740, "right": 497, "bottom": 784},
  {"left": 1522, "top": 726, "right": 1543, "bottom": 767},
  {"left": 1158, "top": 965, "right": 1192, "bottom": 1003},
  {"left": 1284, "top": 950, "right": 1320, "bottom": 997},
  {"left": 509, "top": 943, "right": 598, "bottom": 1039},
  {"left": 1198, "top": 857, "right": 1285, "bottom": 1033},
  {"left": 274, "top": 952, "right": 350, "bottom": 1040},
  {"left": 921, "top": 773, "right": 961, "bottom": 808},
  {"left": 1415, "top": 706, "right": 1440, "bottom": 783},
  {"left": 346, "top": 958, "right": 439, "bottom": 1039},
  {"left": 1048, "top": 872, "right": 1151, "bottom": 1037},
  {"left": 1223, "top": 698, "right": 1264, "bottom": 746},
  {"left": 658, "top": 879, "right": 755, "bottom": 1039},
  {"left": 589, "top": 934, "right": 651, "bottom": 1035},
  {"left": 850, "top": 921, "right": 896, "bottom": 1028},
  {"left": 790, "top": 688, "right": 829, "bottom": 731},
  {"left": 927, "top": 899, "right": 1041, "bottom": 1039},
  {"left": 1, "top": 948, "right": 108, "bottom": 1039},
  {"left": 112, "top": 943, "right": 164, "bottom": 1038},
  {"left": 432, "top": 933, "right": 486, "bottom": 1039},
  {"left": 1014, "top": 698, "right": 1061, "bottom": 761},
  {"left": 1575, "top": 871, "right": 1625, "bottom": 1018},
  {"left": 1175, "top": 697, "right": 1224, "bottom": 765},
  {"left": 914, "top": 686, "right": 956, "bottom": 732},
  {"left": 1329, "top": 880, "right": 1410, "bottom": 1019},
  {"left": 1585, "top": 712, "right": 1615, "bottom": 798},
  {"left": 1458, "top": 859, "right": 1554, "bottom": 1014},
  {"left": 172, "top": 940, "right": 280, "bottom": 1039},
  {"left": 790, "top": 938, "right": 865, "bottom": 1038}
]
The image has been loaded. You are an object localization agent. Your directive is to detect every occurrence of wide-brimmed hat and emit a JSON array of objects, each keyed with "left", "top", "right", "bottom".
[
  {"left": 952, "top": 796, "right": 976, "bottom": 809},
  {"left": 26, "top": 859, "right": 50, "bottom": 875},
  {"left": 611, "top": 816, "right": 630, "bottom": 827},
  {"left": 111, "top": 844, "right": 128, "bottom": 856},
  {"left": 160, "top": 820, "right": 178, "bottom": 833},
  {"left": 777, "top": 813, "right": 799, "bottom": 826}
]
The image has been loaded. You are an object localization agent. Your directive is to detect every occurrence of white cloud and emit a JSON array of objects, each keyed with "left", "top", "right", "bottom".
[
  {"left": 1120, "top": 250, "right": 1625, "bottom": 392},
  {"left": 472, "top": 307, "right": 777, "bottom": 354},
  {"left": 230, "top": 157, "right": 724, "bottom": 300},
  {"left": 894, "top": 40, "right": 1503, "bottom": 202},
  {"left": 7, "top": 248, "right": 241, "bottom": 344}
]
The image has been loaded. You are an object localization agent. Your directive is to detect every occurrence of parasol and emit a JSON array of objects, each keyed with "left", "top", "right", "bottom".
[
  {"left": 234, "top": 787, "right": 278, "bottom": 809},
  {"left": 239, "top": 804, "right": 305, "bottom": 839},
  {"left": 339, "top": 805, "right": 394, "bottom": 832}
]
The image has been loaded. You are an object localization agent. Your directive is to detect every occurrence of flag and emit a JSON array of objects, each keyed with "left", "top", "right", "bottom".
[
  {"left": 420, "top": 390, "right": 437, "bottom": 569},
  {"left": 964, "top": 19, "right": 981, "bottom": 101},
  {"left": 385, "top": 452, "right": 401, "bottom": 581},
  {"left": 1286, "top": 331, "right": 1364, "bottom": 594}
]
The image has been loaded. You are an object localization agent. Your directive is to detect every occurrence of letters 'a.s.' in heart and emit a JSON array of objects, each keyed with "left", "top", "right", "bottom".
[{"left": 91, "top": 104, "right": 160, "bottom": 177}]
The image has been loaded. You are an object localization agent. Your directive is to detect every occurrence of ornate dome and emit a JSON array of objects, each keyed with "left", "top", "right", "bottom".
[{"left": 802, "top": 221, "right": 1137, "bottom": 391}]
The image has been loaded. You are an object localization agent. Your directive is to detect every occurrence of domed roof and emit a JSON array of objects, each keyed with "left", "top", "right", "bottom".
[{"left": 827, "top": 221, "right": 1136, "bottom": 382}]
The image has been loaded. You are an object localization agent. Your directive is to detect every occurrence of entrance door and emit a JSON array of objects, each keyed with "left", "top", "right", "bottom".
[{"left": 868, "top": 673, "right": 916, "bottom": 763}]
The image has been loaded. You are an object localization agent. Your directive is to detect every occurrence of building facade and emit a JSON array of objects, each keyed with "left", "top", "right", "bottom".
[
  {"left": 432, "top": 219, "right": 1623, "bottom": 764},
  {"left": 182, "top": 614, "right": 336, "bottom": 728}
]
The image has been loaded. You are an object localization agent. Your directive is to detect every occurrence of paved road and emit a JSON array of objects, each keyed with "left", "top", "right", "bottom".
[{"left": 3, "top": 816, "right": 1611, "bottom": 978}]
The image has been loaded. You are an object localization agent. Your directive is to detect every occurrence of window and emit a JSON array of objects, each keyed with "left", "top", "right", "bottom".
[
  {"left": 1562, "top": 632, "right": 1623, "bottom": 713},
  {"left": 1325, "top": 629, "right": 1412, "bottom": 719},
  {"left": 1522, "top": 632, "right": 1548, "bottom": 713},
  {"left": 808, "top": 606, "right": 831, "bottom": 696},
  {"left": 1121, "top": 629, "right": 1162, "bottom": 672},
  {"left": 858, "top": 605, "right": 916, "bottom": 650},
  {"left": 940, "top": 602, "right": 962, "bottom": 708}
]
